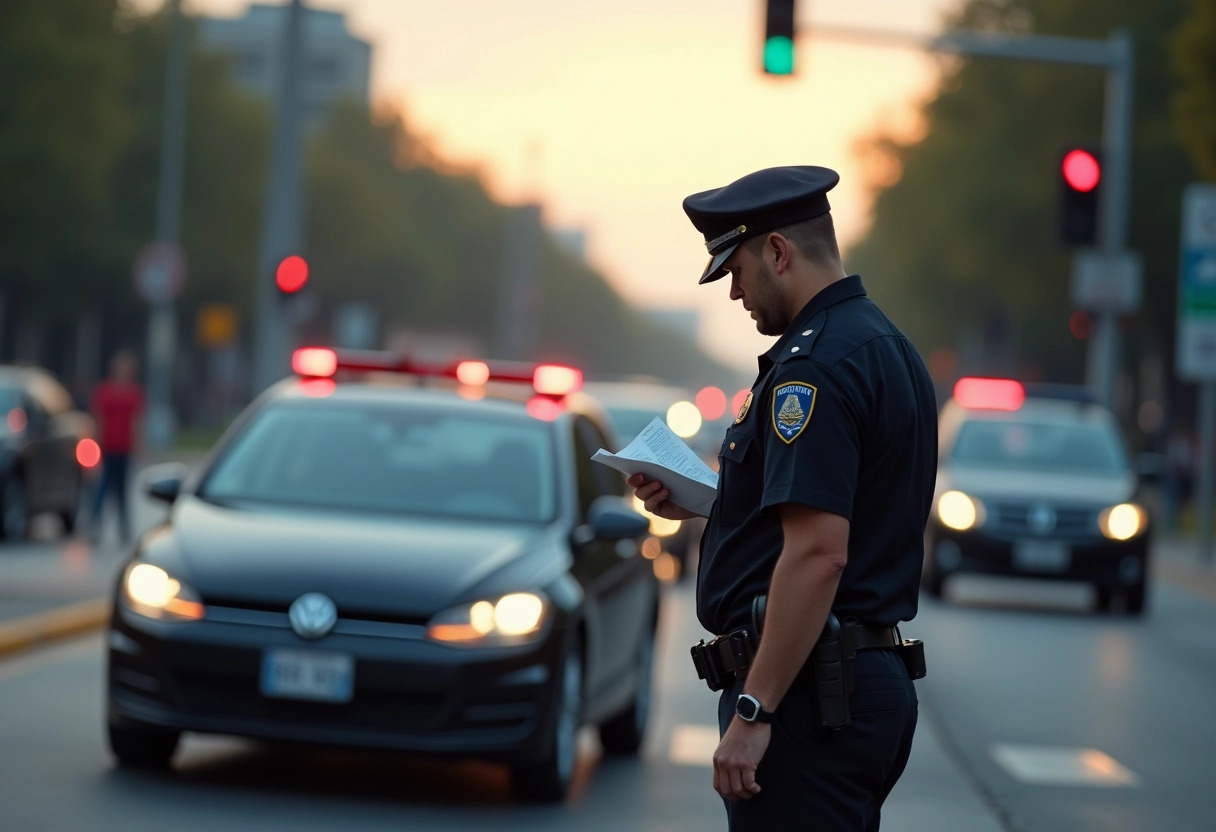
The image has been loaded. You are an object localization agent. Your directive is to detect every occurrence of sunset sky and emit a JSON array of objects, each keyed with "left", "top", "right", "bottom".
[{"left": 146, "top": 0, "right": 962, "bottom": 371}]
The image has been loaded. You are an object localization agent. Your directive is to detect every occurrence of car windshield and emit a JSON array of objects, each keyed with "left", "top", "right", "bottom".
[
  {"left": 950, "top": 419, "right": 1127, "bottom": 476},
  {"left": 200, "top": 401, "right": 557, "bottom": 523},
  {"left": 605, "top": 407, "right": 664, "bottom": 441}
]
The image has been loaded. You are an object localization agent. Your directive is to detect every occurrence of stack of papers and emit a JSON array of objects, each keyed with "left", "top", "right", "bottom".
[{"left": 591, "top": 417, "right": 718, "bottom": 516}]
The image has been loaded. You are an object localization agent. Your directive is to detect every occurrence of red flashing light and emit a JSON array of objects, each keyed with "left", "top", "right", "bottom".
[
  {"left": 6, "top": 408, "right": 27, "bottom": 433},
  {"left": 696, "top": 386, "right": 727, "bottom": 421},
  {"left": 76, "top": 438, "right": 101, "bottom": 468},
  {"left": 276, "top": 255, "right": 309, "bottom": 293},
  {"left": 292, "top": 347, "right": 338, "bottom": 378},
  {"left": 527, "top": 396, "right": 565, "bottom": 421},
  {"left": 953, "top": 377, "right": 1025, "bottom": 411},
  {"left": 533, "top": 365, "right": 582, "bottom": 397},
  {"left": 456, "top": 361, "right": 491, "bottom": 386},
  {"left": 1062, "top": 150, "right": 1100, "bottom": 193}
]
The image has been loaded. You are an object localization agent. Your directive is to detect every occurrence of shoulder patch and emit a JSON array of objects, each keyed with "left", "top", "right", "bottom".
[{"left": 771, "top": 381, "right": 817, "bottom": 444}]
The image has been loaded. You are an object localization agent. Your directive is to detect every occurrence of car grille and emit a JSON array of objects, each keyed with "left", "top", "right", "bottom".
[{"left": 987, "top": 501, "right": 1099, "bottom": 537}]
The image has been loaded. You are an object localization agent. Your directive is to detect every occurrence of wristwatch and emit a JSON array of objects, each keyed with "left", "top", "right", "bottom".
[{"left": 735, "top": 693, "right": 775, "bottom": 723}]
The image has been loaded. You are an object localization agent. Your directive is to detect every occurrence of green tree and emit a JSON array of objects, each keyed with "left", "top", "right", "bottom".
[
  {"left": 848, "top": 0, "right": 1196, "bottom": 401},
  {"left": 0, "top": 0, "right": 129, "bottom": 326},
  {"left": 1172, "top": 0, "right": 1216, "bottom": 180}
]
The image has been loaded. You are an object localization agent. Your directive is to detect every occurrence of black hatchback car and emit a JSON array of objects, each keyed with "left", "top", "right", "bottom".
[
  {"left": 106, "top": 350, "right": 659, "bottom": 801},
  {"left": 0, "top": 365, "right": 96, "bottom": 540}
]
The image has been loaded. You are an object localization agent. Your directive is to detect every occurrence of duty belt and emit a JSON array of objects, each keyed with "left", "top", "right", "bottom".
[{"left": 690, "top": 616, "right": 899, "bottom": 693}]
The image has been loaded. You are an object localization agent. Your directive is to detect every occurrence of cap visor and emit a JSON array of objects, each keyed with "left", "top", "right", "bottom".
[{"left": 698, "top": 244, "right": 738, "bottom": 284}]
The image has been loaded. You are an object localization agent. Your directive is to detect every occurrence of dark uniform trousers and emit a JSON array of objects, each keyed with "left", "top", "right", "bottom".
[{"left": 716, "top": 649, "right": 918, "bottom": 832}]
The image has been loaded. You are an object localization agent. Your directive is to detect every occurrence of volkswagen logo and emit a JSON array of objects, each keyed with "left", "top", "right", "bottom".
[
  {"left": 289, "top": 592, "right": 338, "bottom": 639},
  {"left": 1028, "top": 503, "right": 1057, "bottom": 535}
]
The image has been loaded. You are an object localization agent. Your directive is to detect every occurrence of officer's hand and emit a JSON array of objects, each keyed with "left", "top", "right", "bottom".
[
  {"left": 713, "top": 717, "right": 769, "bottom": 801},
  {"left": 627, "top": 474, "right": 699, "bottom": 521}
]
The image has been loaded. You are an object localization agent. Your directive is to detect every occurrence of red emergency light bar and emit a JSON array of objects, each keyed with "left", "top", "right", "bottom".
[
  {"left": 291, "top": 348, "right": 583, "bottom": 397},
  {"left": 953, "top": 377, "right": 1025, "bottom": 411}
]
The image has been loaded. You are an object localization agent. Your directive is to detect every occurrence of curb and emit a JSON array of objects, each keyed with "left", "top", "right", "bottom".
[{"left": 0, "top": 598, "right": 110, "bottom": 659}]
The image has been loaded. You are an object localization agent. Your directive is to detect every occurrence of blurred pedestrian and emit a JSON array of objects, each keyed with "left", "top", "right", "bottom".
[
  {"left": 629, "top": 166, "right": 936, "bottom": 831},
  {"left": 90, "top": 350, "right": 145, "bottom": 543}
]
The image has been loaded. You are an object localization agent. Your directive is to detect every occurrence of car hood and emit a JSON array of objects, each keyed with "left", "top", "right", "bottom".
[
  {"left": 939, "top": 466, "right": 1136, "bottom": 505},
  {"left": 165, "top": 496, "right": 562, "bottom": 618}
]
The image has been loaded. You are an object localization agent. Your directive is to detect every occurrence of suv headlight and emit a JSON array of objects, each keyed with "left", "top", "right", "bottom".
[
  {"left": 426, "top": 592, "right": 547, "bottom": 646},
  {"left": 122, "top": 563, "right": 205, "bottom": 621},
  {"left": 936, "top": 491, "right": 985, "bottom": 531},
  {"left": 1099, "top": 503, "right": 1146, "bottom": 541}
]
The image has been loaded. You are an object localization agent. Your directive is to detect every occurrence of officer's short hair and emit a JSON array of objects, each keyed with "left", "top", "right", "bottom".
[{"left": 746, "top": 213, "right": 840, "bottom": 266}]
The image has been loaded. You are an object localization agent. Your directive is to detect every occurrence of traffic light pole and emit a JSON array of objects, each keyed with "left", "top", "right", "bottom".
[
  {"left": 144, "top": 0, "right": 189, "bottom": 450},
  {"left": 802, "top": 22, "right": 1135, "bottom": 408},
  {"left": 253, "top": 0, "right": 306, "bottom": 395}
]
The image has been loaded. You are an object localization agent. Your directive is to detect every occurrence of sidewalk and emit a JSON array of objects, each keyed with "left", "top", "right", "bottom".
[
  {"left": 0, "top": 453, "right": 204, "bottom": 655},
  {"left": 1153, "top": 535, "right": 1216, "bottom": 599}
]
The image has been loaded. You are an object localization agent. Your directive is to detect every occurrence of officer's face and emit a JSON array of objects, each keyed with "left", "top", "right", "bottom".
[{"left": 726, "top": 246, "right": 787, "bottom": 337}]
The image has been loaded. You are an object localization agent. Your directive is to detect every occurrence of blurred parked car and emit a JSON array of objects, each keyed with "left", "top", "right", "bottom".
[
  {"left": 925, "top": 378, "right": 1151, "bottom": 615},
  {"left": 582, "top": 380, "right": 710, "bottom": 582},
  {"left": 0, "top": 365, "right": 96, "bottom": 540},
  {"left": 106, "top": 349, "right": 658, "bottom": 802}
]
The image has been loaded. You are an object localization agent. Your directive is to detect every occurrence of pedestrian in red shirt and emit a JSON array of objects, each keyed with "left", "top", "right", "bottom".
[{"left": 90, "top": 350, "right": 145, "bottom": 543}]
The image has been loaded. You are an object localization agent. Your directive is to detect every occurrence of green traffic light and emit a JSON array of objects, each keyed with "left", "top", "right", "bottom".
[{"left": 764, "top": 36, "right": 795, "bottom": 75}]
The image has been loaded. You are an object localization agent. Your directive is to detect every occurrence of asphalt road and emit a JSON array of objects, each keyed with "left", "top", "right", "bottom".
[{"left": 2, "top": 528, "right": 1214, "bottom": 830}]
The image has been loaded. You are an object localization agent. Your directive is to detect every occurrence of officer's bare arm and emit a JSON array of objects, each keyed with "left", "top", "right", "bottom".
[
  {"left": 627, "top": 473, "right": 703, "bottom": 521},
  {"left": 740, "top": 503, "right": 849, "bottom": 713}
]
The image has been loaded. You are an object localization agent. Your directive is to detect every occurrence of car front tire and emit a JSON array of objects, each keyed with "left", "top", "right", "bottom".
[
  {"left": 511, "top": 639, "right": 583, "bottom": 802},
  {"left": 107, "top": 715, "right": 181, "bottom": 769},
  {"left": 0, "top": 475, "right": 28, "bottom": 541},
  {"left": 598, "top": 625, "right": 655, "bottom": 756}
]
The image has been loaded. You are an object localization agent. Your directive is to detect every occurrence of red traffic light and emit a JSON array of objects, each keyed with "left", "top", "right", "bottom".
[
  {"left": 1062, "top": 150, "right": 1101, "bottom": 193},
  {"left": 275, "top": 255, "right": 309, "bottom": 293}
]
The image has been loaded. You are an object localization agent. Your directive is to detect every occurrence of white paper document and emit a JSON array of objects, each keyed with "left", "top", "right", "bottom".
[{"left": 591, "top": 417, "right": 718, "bottom": 516}]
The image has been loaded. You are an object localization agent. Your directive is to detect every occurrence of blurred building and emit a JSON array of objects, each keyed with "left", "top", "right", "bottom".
[{"left": 198, "top": 3, "right": 371, "bottom": 122}]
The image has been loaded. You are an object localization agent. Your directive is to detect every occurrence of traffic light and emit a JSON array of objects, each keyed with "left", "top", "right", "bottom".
[
  {"left": 763, "top": 0, "right": 797, "bottom": 76},
  {"left": 1059, "top": 147, "right": 1101, "bottom": 245},
  {"left": 275, "top": 254, "right": 309, "bottom": 294}
]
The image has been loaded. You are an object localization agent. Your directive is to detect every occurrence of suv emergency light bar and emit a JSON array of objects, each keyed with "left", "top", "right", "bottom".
[
  {"left": 953, "top": 377, "right": 1025, "bottom": 411},
  {"left": 291, "top": 348, "right": 584, "bottom": 397}
]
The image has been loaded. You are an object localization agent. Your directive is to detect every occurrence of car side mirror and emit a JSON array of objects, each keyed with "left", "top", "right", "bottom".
[
  {"left": 586, "top": 495, "right": 650, "bottom": 541},
  {"left": 142, "top": 462, "right": 188, "bottom": 504}
]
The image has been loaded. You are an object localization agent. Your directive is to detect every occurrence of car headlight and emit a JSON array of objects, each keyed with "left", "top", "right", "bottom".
[
  {"left": 122, "top": 563, "right": 205, "bottom": 621},
  {"left": 1099, "top": 503, "right": 1146, "bottom": 541},
  {"left": 633, "top": 496, "right": 681, "bottom": 537},
  {"left": 426, "top": 591, "right": 547, "bottom": 646},
  {"left": 937, "top": 491, "right": 985, "bottom": 531}
]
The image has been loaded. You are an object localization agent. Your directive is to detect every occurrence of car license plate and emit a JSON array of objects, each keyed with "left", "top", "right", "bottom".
[
  {"left": 260, "top": 649, "right": 354, "bottom": 703},
  {"left": 1012, "top": 540, "right": 1071, "bottom": 573}
]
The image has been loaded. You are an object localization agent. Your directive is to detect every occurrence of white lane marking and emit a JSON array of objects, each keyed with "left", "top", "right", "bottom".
[
  {"left": 991, "top": 743, "right": 1140, "bottom": 787},
  {"left": 670, "top": 724, "right": 719, "bottom": 766}
]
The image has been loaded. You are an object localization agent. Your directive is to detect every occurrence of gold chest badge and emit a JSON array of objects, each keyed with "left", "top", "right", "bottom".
[{"left": 734, "top": 391, "right": 753, "bottom": 424}]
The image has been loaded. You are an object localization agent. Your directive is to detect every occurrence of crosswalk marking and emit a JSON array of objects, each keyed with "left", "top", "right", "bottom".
[
  {"left": 669, "top": 724, "right": 719, "bottom": 766},
  {"left": 991, "top": 743, "right": 1140, "bottom": 787}
]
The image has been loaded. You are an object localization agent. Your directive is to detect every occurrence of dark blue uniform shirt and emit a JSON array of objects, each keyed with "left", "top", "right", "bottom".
[{"left": 697, "top": 275, "right": 938, "bottom": 635}]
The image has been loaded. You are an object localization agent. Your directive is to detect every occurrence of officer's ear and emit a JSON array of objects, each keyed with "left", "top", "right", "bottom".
[{"left": 766, "top": 233, "right": 796, "bottom": 275}]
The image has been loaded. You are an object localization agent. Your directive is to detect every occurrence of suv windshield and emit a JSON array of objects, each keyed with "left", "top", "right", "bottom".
[
  {"left": 201, "top": 402, "right": 557, "bottom": 523},
  {"left": 951, "top": 419, "right": 1127, "bottom": 476}
]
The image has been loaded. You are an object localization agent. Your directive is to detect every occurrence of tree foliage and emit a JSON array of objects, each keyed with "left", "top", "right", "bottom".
[
  {"left": 0, "top": 4, "right": 742, "bottom": 406},
  {"left": 848, "top": 0, "right": 1197, "bottom": 399},
  {"left": 1172, "top": 0, "right": 1216, "bottom": 180}
]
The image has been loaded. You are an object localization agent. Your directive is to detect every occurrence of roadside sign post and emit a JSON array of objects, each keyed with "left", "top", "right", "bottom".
[
  {"left": 1177, "top": 184, "right": 1216, "bottom": 563},
  {"left": 134, "top": 241, "right": 187, "bottom": 451}
]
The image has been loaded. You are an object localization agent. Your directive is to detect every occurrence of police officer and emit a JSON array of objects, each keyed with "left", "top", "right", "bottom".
[{"left": 629, "top": 166, "right": 937, "bottom": 831}]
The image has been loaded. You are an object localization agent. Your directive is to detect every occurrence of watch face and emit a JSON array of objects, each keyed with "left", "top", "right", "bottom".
[{"left": 737, "top": 695, "right": 758, "bottom": 721}]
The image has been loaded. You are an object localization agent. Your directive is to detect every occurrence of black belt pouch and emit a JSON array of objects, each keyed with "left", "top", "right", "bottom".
[{"left": 811, "top": 613, "right": 850, "bottom": 730}]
